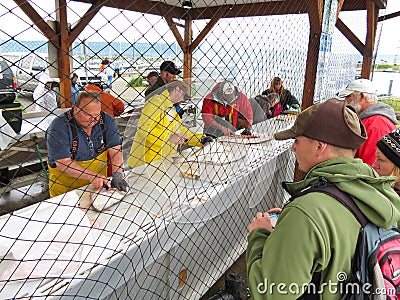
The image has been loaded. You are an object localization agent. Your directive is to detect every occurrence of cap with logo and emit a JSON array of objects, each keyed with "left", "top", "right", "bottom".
[
  {"left": 337, "top": 79, "right": 377, "bottom": 98},
  {"left": 377, "top": 129, "right": 400, "bottom": 168},
  {"left": 274, "top": 98, "right": 367, "bottom": 150},
  {"left": 160, "top": 61, "right": 181, "bottom": 75},
  {"left": 146, "top": 71, "right": 159, "bottom": 79}
]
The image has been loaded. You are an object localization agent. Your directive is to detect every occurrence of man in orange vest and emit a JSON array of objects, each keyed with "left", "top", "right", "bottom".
[{"left": 201, "top": 80, "right": 253, "bottom": 137}]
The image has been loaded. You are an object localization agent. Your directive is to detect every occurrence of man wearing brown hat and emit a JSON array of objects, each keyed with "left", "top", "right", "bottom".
[
  {"left": 144, "top": 61, "right": 181, "bottom": 98},
  {"left": 246, "top": 98, "right": 400, "bottom": 299}
]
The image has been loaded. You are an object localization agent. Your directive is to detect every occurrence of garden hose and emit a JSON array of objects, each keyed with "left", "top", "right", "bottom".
[{"left": 35, "top": 142, "right": 49, "bottom": 181}]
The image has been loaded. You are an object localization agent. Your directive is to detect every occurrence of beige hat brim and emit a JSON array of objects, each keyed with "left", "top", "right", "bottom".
[
  {"left": 337, "top": 88, "right": 353, "bottom": 99},
  {"left": 274, "top": 128, "right": 297, "bottom": 140}
]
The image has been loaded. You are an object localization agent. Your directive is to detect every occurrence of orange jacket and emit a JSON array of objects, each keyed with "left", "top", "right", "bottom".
[{"left": 85, "top": 84, "right": 125, "bottom": 118}]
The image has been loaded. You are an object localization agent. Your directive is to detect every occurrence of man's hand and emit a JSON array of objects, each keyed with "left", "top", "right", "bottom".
[
  {"left": 221, "top": 126, "right": 235, "bottom": 136},
  {"left": 169, "top": 133, "right": 189, "bottom": 145},
  {"left": 92, "top": 176, "right": 110, "bottom": 190},
  {"left": 248, "top": 211, "right": 273, "bottom": 233},
  {"left": 111, "top": 172, "right": 128, "bottom": 192}
]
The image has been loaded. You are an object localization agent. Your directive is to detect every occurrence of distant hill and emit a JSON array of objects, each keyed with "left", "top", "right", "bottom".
[{"left": 0, "top": 39, "right": 181, "bottom": 58}]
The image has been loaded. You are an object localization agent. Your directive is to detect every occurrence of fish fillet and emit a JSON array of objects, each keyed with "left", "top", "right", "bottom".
[{"left": 90, "top": 188, "right": 126, "bottom": 211}]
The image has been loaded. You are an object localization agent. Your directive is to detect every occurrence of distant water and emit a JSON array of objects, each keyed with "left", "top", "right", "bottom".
[{"left": 371, "top": 71, "right": 400, "bottom": 97}]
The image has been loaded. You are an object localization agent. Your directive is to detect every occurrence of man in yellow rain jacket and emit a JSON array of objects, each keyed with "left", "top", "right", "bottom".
[
  {"left": 128, "top": 80, "right": 212, "bottom": 168},
  {"left": 46, "top": 91, "right": 127, "bottom": 197}
]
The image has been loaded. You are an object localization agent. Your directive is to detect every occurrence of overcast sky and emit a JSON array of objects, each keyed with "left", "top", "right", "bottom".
[
  {"left": 370, "top": 0, "right": 400, "bottom": 58},
  {"left": 0, "top": 0, "right": 399, "bottom": 57}
]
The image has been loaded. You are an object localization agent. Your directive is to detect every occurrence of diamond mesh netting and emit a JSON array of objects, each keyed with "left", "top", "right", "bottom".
[{"left": 0, "top": 0, "right": 390, "bottom": 298}]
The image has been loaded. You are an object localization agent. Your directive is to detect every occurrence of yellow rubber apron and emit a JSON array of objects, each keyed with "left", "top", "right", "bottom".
[{"left": 48, "top": 151, "right": 108, "bottom": 198}]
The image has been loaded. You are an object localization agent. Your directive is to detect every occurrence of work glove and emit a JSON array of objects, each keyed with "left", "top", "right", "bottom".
[
  {"left": 241, "top": 127, "right": 252, "bottom": 136},
  {"left": 201, "top": 136, "right": 214, "bottom": 145},
  {"left": 111, "top": 172, "right": 128, "bottom": 192}
]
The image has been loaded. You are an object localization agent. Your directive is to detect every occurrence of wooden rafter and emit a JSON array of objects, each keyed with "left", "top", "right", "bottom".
[
  {"left": 378, "top": 10, "right": 400, "bottom": 22},
  {"left": 68, "top": 0, "right": 106, "bottom": 46},
  {"left": 13, "top": 0, "right": 59, "bottom": 46},
  {"left": 335, "top": 18, "right": 364, "bottom": 54},
  {"left": 189, "top": 6, "right": 230, "bottom": 52},
  {"left": 73, "top": 0, "right": 383, "bottom": 20},
  {"left": 336, "top": 0, "right": 344, "bottom": 21},
  {"left": 164, "top": 16, "right": 186, "bottom": 52}
]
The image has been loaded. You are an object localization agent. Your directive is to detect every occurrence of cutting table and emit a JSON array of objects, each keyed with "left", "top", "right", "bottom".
[{"left": 0, "top": 115, "right": 296, "bottom": 299}]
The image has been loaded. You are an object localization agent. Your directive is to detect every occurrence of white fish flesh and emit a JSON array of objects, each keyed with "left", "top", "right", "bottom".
[
  {"left": 90, "top": 188, "right": 126, "bottom": 211},
  {"left": 217, "top": 133, "right": 272, "bottom": 144}
]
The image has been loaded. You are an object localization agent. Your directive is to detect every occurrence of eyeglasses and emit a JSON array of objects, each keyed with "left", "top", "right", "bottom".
[{"left": 79, "top": 107, "right": 101, "bottom": 119}]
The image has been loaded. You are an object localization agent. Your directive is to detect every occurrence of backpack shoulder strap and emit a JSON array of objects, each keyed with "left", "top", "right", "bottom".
[{"left": 292, "top": 179, "right": 369, "bottom": 227}]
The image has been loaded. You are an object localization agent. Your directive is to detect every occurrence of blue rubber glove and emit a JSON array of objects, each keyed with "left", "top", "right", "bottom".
[{"left": 111, "top": 172, "right": 128, "bottom": 192}]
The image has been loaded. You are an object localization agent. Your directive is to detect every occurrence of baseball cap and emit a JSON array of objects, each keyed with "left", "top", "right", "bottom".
[
  {"left": 214, "top": 80, "right": 239, "bottom": 105},
  {"left": 146, "top": 71, "right": 159, "bottom": 79},
  {"left": 377, "top": 129, "right": 400, "bottom": 168},
  {"left": 160, "top": 61, "right": 181, "bottom": 75},
  {"left": 274, "top": 98, "right": 367, "bottom": 150},
  {"left": 337, "top": 79, "right": 376, "bottom": 98},
  {"left": 85, "top": 83, "right": 103, "bottom": 93}
]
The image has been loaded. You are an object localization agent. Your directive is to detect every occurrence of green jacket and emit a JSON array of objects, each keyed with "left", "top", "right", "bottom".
[{"left": 247, "top": 157, "right": 400, "bottom": 300}]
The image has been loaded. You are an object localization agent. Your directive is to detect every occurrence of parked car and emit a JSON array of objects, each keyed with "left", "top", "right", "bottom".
[
  {"left": 73, "top": 67, "right": 108, "bottom": 90},
  {"left": 0, "top": 58, "right": 17, "bottom": 104},
  {"left": 1, "top": 52, "right": 25, "bottom": 74},
  {"left": 3, "top": 52, "right": 108, "bottom": 93},
  {"left": 15, "top": 53, "right": 49, "bottom": 92}
]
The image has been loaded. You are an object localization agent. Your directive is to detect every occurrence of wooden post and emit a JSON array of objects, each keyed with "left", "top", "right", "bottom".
[
  {"left": 294, "top": 0, "right": 323, "bottom": 181},
  {"left": 302, "top": 0, "right": 323, "bottom": 110},
  {"left": 183, "top": 14, "right": 193, "bottom": 92},
  {"left": 361, "top": 0, "right": 378, "bottom": 79},
  {"left": 55, "top": 0, "right": 72, "bottom": 108}
]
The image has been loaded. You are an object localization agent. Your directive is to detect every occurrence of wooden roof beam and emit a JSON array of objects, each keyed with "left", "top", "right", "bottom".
[
  {"left": 336, "top": 0, "right": 344, "bottom": 21},
  {"left": 74, "top": 0, "right": 186, "bottom": 19},
  {"left": 335, "top": 18, "right": 364, "bottom": 54},
  {"left": 190, "top": 6, "right": 230, "bottom": 52},
  {"left": 13, "top": 0, "right": 59, "bottom": 46},
  {"left": 163, "top": 16, "right": 185, "bottom": 52},
  {"left": 341, "top": 0, "right": 386, "bottom": 11},
  {"left": 72, "top": 0, "right": 386, "bottom": 20},
  {"left": 73, "top": 0, "right": 309, "bottom": 20},
  {"left": 378, "top": 10, "right": 400, "bottom": 22},
  {"left": 68, "top": 0, "right": 106, "bottom": 46},
  {"left": 191, "top": 0, "right": 309, "bottom": 20}
]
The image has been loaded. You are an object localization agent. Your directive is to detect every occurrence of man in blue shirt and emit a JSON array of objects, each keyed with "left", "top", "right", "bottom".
[
  {"left": 71, "top": 73, "right": 80, "bottom": 105},
  {"left": 46, "top": 91, "right": 127, "bottom": 197}
]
